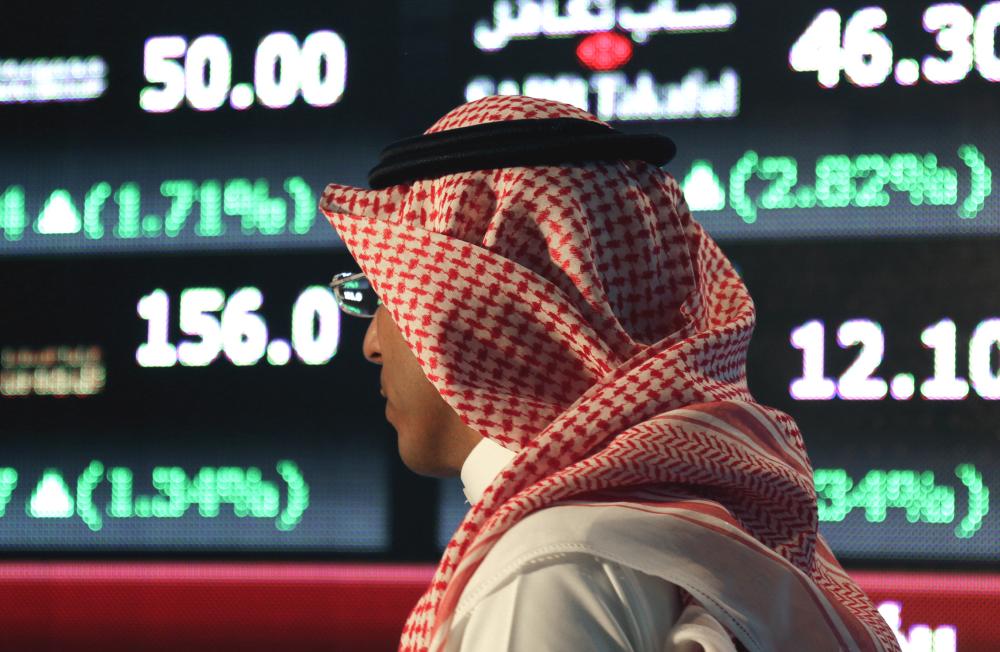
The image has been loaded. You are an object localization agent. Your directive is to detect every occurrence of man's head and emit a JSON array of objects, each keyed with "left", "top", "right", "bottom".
[
  {"left": 321, "top": 95, "right": 711, "bottom": 473},
  {"left": 362, "top": 304, "right": 483, "bottom": 477}
]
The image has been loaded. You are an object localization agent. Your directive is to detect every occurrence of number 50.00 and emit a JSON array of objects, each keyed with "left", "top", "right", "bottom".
[{"left": 140, "top": 31, "right": 346, "bottom": 113}]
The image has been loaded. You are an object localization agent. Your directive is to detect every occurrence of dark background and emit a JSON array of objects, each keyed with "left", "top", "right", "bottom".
[{"left": 1, "top": 0, "right": 998, "bottom": 569}]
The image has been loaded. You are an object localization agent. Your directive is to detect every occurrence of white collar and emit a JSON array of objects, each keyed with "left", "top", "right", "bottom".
[{"left": 460, "top": 437, "right": 516, "bottom": 504}]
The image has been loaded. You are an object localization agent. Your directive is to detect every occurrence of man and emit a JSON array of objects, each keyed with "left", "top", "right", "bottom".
[{"left": 321, "top": 95, "right": 900, "bottom": 651}]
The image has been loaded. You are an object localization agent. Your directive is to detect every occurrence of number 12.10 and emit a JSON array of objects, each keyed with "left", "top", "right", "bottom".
[{"left": 790, "top": 318, "right": 1000, "bottom": 401}]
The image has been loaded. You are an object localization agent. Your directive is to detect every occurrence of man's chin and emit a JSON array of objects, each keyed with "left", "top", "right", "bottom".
[
  {"left": 400, "top": 456, "right": 455, "bottom": 478},
  {"left": 396, "top": 438, "right": 457, "bottom": 478}
]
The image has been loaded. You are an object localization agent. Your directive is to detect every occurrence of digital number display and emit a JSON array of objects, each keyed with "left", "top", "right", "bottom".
[
  {"left": 790, "top": 4, "right": 1000, "bottom": 88},
  {"left": 18, "top": 460, "right": 308, "bottom": 532},
  {"left": 0, "top": 1, "right": 997, "bottom": 568},
  {"left": 0, "top": 252, "right": 390, "bottom": 553},
  {"left": 136, "top": 285, "right": 341, "bottom": 368},
  {"left": 1, "top": 177, "right": 317, "bottom": 243},
  {"left": 790, "top": 317, "right": 1000, "bottom": 401},
  {"left": 740, "top": 238, "right": 999, "bottom": 562},
  {"left": 1, "top": 346, "right": 106, "bottom": 398},
  {"left": 0, "top": 56, "right": 108, "bottom": 104},
  {"left": 0, "top": 143, "right": 994, "bottom": 256},
  {"left": 140, "top": 31, "right": 347, "bottom": 113}
]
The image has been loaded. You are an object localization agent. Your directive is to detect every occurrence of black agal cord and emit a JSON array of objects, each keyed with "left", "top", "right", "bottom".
[{"left": 367, "top": 117, "right": 676, "bottom": 189}]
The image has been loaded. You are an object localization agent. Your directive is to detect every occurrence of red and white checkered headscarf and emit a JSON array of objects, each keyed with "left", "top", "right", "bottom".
[{"left": 320, "top": 95, "right": 899, "bottom": 652}]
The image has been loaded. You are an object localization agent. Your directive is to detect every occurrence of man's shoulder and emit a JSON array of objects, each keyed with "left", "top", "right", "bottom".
[
  {"left": 487, "top": 502, "right": 618, "bottom": 560},
  {"left": 490, "top": 493, "right": 664, "bottom": 555},
  {"left": 459, "top": 503, "right": 640, "bottom": 609}
]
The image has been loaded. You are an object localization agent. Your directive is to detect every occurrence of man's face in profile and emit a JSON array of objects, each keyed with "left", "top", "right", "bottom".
[{"left": 362, "top": 305, "right": 482, "bottom": 477}]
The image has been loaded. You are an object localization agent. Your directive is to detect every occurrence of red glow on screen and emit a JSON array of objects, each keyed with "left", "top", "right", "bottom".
[
  {"left": 2, "top": 564, "right": 1000, "bottom": 651},
  {"left": 576, "top": 31, "right": 633, "bottom": 71}
]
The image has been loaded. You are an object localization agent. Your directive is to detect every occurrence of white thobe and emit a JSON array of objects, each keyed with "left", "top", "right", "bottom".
[{"left": 444, "top": 438, "right": 739, "bottom": 652}]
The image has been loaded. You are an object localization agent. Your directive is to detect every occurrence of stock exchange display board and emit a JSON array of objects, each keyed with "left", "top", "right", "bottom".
[{"left": 1, "top": 0, "right": 997, "bottom": 568}]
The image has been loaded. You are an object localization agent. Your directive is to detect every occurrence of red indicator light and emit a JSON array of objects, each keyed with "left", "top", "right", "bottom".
[{"left": 576, "top": 31, "right": 633, "bottom": 71}]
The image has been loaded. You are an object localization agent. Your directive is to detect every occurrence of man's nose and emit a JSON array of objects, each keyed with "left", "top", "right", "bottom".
[{"left": 362, "top": 307, "right": 382, "bottom": 364}]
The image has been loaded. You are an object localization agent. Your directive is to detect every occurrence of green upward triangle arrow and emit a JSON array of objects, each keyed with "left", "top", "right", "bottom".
[
  {"left": 28, "top": 469, "right": 74, "bottom": 518},
  {"left": 36, "top": 190, "right": 82, "bottom": 235},
  {"left": 682, "top": 160, "right": 726, "bottom": 212}
]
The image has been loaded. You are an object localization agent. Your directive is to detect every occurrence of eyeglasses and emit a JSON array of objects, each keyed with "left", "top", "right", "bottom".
[{"left": 329, "top": 272, "right": 381, "bottom": 318}]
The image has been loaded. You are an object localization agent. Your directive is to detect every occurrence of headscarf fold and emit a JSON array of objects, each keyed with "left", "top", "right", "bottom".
[{"left": 320, "top": 95, "right": 899, "bottom": 652}]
